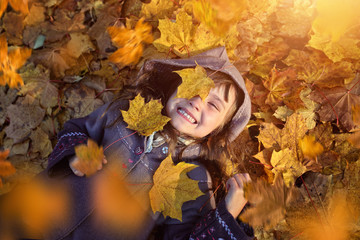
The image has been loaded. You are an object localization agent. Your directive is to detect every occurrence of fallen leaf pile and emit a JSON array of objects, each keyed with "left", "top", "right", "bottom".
[{"left": 0, "top": 0, "right": 359, "bottom": 238}]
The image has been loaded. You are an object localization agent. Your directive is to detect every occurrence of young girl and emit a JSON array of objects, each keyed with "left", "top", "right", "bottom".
[{"left": 44, "top": 47, "right": 253, "bottom": 240}]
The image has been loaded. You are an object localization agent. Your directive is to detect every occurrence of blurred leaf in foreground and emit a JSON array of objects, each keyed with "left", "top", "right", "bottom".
[
  {"left": 0, "top": 35, "right": 31, "bottom": 88},
  {"left": 74, "top": 139, "right": 104, "bottom": 177}
]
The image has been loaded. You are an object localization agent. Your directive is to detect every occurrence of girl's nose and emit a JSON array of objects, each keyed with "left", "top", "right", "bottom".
[{"left": 189, "top": 96, "right": 202, "bottom": 111}]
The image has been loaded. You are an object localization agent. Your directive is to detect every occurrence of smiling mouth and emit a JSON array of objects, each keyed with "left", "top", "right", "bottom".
[{"left": 177, "top": 108, "right": 197, "bottom": 124}]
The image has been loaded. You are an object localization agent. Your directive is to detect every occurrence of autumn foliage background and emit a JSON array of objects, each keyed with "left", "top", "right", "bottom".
[{"left": 0, "top": 0, "right": 360, "bottom": 239}]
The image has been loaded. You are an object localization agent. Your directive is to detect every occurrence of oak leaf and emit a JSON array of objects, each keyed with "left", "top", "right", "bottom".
[
  {"left": 74, "top": 139, "right": 104, "bottom": 177},
  {"left": 0, "top": 0, "right": 29, "bottom": 17},
  {"left": 174, "top": 64, "right": 215, "bottom": 100},
  {"left": 121, "top": 94, "right": 170, "bottom": 136},
  {"left": 107, "top": 18, "right": 153, "bottom": 65},
  {"left": 240, "top": 176, "right": 297, "bottom": 229},
  {"left": 149, "top": 155, "right": 204, "bottom": 221},
  {"left": 0, "top": 35, "right": 31, "bottom": 88},
  {"left": 299, "top": 135, "right": 324, "bottom": 160}
]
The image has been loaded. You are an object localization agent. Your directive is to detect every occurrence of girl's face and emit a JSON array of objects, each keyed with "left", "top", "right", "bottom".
[{"left": 165, "top": 85, "right": 236, "bottom": 139}]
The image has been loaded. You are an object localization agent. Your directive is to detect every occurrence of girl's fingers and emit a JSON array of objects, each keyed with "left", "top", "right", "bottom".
[
  {"left": 73, "top": 169, "right": 84, "bottom": 177},
  {"left": 103, "top": 157, "right": 107, "bottom": 164},
  {"left": 233, "top": 173, "right": 251, "bottom": 188}
]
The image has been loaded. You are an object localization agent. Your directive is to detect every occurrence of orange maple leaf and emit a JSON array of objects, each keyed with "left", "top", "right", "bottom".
[
  {"left": 107, "top": 18, "right": 153, "bottom": 65},
  {"left": 0, "top": 35, "right": 32, "bottom": 88},
  {"left": 0, "top": 0, "right": 29, "bottom": 17},
  {"left": 263, "top": 66, "right": 304, "bottom": 111},
  {"left": 0, "top": 149, "right": 16, "bottom": 188},
  {"left": 74, "top": 139, "right": 104, "bottom": 177}
]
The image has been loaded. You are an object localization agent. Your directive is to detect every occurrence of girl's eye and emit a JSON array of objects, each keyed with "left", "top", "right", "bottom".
[{"left": 208, "top": 102, "right": 219, "bottom": 111}]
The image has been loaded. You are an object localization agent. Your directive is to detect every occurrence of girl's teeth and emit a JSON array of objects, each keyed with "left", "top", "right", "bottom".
[{"left": 178, "top": 109, "right": 196, "bottom": 123}]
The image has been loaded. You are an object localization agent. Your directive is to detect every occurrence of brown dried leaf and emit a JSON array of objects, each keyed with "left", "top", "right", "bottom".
[
  {"left": 30, "top": 127, "right": 53, "bottom": 158},
  {"left": 5, "top": 95, "right": 45, "bottom": 143},
  {"left": 240, "top": 176, "right": 297, "bottom": 229},
  {"left": 19, "top": 64, "right": 58, "bottom": 109},
  {"left": 64, "top": 83, "right": 104, "bottom": 118},
  {"left": 310, "top": 76, "right": 360, "bottom": 131}
]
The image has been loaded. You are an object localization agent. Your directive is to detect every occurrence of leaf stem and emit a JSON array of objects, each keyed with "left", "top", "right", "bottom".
[
  {"left": 104, "top": 131, "right": 137, "bottom": 152},
  {"left": 300, "top": 175, "right": 323, "bottom": 225}
]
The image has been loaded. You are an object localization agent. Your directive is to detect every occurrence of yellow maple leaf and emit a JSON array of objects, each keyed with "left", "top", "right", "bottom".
[
  {"left": 174, "top": 64, "right": 215, "bottom": 100},
  {"left": 74, "top": 139, "right": 104, "bottom": 177},
  {"left": 107, "top": 18, "right": 153, "bottom": 65},
  {"left": 153, "top": 11, "right": 194, "bottom": 58},
  {"left": 121, "top": 94, "right": 171, "bottom": 136},
  {"left": 0, "top": 0, "right": 29, "bottom": 17},
  {"left": 299, "top": 135, "right": 324, "bottom": 159},
  {"left": 271, "top": 148, "right": 307, "bottom": 187},
  {"left": 192, "top": 0, "right": 247, "bottom": 36},
  {"left": 149, "top": 155, "right": 204, "bottom": 221},
  {"left": 140, "top": 0, "right": 178, "bottom": 20},
  {"left": 240, "top": 176, "right": 297, "bottom": 229},
  {"left": 0, "top": 35, "right": 32, "bottom": 88}
]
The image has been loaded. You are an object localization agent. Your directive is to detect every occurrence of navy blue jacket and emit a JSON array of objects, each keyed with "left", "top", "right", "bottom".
[{"left": 42, "top": 99, "right": 253, "bottom": 240}]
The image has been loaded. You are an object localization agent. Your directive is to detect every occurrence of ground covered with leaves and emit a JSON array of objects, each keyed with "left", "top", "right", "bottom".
[{"left": 0, "top": 0, "right": 360, "bottom": 239}]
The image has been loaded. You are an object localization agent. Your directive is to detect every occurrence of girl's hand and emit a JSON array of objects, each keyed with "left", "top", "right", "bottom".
[
  {"left": 225, "top": 173, "right": 251, "bottom": 219},
  {"left": 69, "top": 156, "right": 107, "bottom": 177}
]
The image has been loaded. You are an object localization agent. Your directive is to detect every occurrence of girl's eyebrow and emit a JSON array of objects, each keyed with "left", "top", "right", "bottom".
[{"left": 211, "top": 95, "right": 225, "bottom": 110}]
